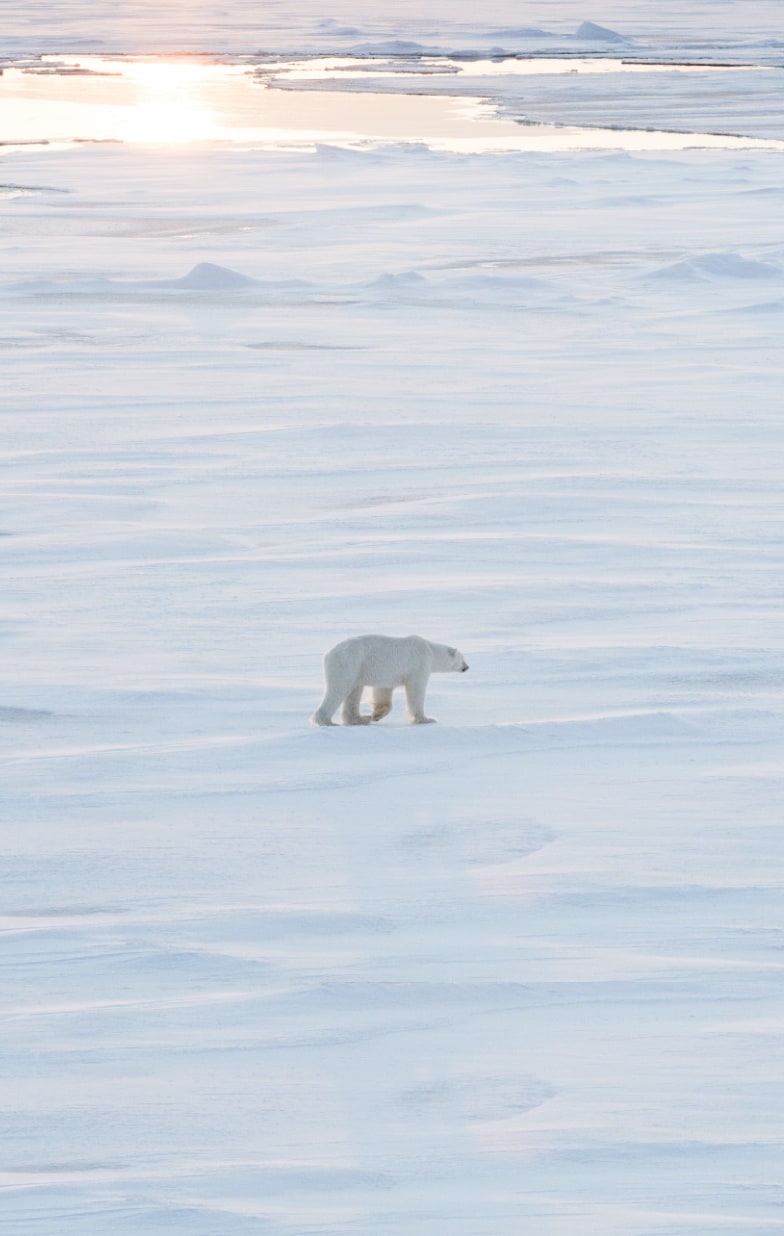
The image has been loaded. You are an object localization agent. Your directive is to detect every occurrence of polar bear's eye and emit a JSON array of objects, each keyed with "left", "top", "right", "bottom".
[{"left": 447, "top": 647, "right": 456, "bottom": 656}]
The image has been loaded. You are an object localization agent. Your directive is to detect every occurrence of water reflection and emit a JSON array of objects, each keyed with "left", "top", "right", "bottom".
[
  {"left": 273, "top": 54, "right": 772, "bottom": 80},
  {"left": 115, "top": 60, "right": 229, "bottom": 143},
  {"left": 1, "top": 55, "right": 783, "bottom": 154}
]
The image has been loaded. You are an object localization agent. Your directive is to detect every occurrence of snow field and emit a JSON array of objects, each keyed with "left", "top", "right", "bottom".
[
  {"left": 4, "top": 1, "right": 784, "bottom": 56},
  {"left": 1, "top": 140, "right": 784, "bottom": 1232}
]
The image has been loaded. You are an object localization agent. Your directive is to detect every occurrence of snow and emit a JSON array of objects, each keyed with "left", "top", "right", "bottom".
[
  {"left": 155, "top": 262, "right": 262, "bottom": 289},
  {"left": 2, "top": 15, "right": 784, "bottom": 1236},
  {"left": 574, "top": 22, "right": 630, "bottom": 44},
  {"left": 4, "top": 1, "right": 784, "bottom": 56},
  {"left": 650, "top": 252, "right": 784, "bottom": 282}
]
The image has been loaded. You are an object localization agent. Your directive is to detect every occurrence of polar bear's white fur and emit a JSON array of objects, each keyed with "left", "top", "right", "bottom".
[{"left": 311, "top": 634, "right": 468, "bottom": 726}]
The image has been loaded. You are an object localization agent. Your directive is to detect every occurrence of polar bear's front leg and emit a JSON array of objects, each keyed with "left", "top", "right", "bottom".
[
  {"left": 341, "top": 684, "right": 371, "bottom": 726},
  {"left": 404, "top": 675, "right": 436, "bottom": 724},
  {"left": 371, "top": 687, "right": 393, "bottom": 722}
]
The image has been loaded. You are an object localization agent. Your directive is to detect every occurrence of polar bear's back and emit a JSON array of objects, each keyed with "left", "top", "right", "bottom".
[{"left": 326, "top": 634, "right": 430, "bottom": 688}]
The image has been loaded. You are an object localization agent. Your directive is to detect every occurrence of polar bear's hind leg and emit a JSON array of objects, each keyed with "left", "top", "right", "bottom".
[
  {"left": 311, "top": 654, "right": 355, "bottom": 726},
  {"left": 311, "top": 698, "right": 340, "bottom": 726},
  {"left": 371, "top": 687, "right": 393, "bottom": 722}
]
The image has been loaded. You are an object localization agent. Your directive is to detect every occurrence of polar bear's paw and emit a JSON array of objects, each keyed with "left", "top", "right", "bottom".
[
  {"left": 412, "top": 715, "right": 437, "bottom": 725},
  {"left": 311, "top": 713, "right": 338, "bottom": 727}
]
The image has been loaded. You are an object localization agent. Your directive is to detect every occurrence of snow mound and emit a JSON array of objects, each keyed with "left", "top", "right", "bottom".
[
  {"left": 575, "top": 21, "right": 630, "bottom": 43},
  {"left": 347, "top": 40, "right": 430, "bottom": 56},
  {"left": 317, "top": 19, "right": 362, "bottom": 36},
  {"left": 489, "top": 27, "right": 552, "bottom": 40},
  {"left": 160, "top": 262, "right": 259, "bottom": 290},
  {"left": 652, "top": 252, "right": 782, "bottom": 282},
  {"left": 8, "top": 263, "right": 317, "bottom": 297},
  {"left": 364, "top": 269, "right": 555, "bottom": 301},
  {"left": 366, "top": 270, "right": 429, "bottom": 290}
]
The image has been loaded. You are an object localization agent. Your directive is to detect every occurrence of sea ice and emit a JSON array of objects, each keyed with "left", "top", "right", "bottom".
[{"left": 1, "top": 21, "right": 783, "bottom": 1236}]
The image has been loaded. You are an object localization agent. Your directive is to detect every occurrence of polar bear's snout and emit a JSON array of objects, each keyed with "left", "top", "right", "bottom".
[{"left": 445, "top": 646, "right": 468, "bottom": 673}]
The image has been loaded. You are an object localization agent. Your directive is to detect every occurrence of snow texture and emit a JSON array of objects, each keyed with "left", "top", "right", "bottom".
[
  {"left": 4, "top": 1, "right": 784, "bottom": 55},
  {"left": 2, "top": 13, "right": 784, "bottom": 1236}
]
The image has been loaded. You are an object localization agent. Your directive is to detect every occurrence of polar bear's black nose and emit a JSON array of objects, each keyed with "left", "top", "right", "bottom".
[{"left": 462, "top": 663, "right": 469, "bottom": 672}]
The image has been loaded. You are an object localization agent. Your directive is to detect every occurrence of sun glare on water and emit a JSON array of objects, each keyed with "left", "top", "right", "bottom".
[
  {"left": 115, "top": 61, "right": 225, "bottom": 143},
  {"left": 5, "top": 54, "right": 784, "bottom": 154}
]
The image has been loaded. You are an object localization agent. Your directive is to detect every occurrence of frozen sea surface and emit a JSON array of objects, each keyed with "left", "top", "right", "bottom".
[
  {"left": 2, "top": 5, "right": 784, "bottom": 1233},
  {"left": 2, "top": 137, "right": 784, "bottom": 1234},
  {"left": 266, "top": 55, "right": 784, "bottom": 144},
  {"left": 4, "top": 0, "right": 784, "bottom": 55}
]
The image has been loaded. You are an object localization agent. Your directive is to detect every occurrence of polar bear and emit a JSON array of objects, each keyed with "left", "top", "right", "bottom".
[{"left": 311, "top": 634, "right": 468, "bottom": 727}]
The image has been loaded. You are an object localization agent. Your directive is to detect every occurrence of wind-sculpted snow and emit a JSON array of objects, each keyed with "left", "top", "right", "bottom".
[
  {"left": 4, "top": 1, "right": 784, "bottom": 56},
  {"left": 574, "top": 21, "right": 630, "bottom": 44},
  {"left": 2, "top": 133, "right": 784, "bottom": 1236},
  {"left": 649, "top": 251, "right": 784, "bottom": 282},
  {"left": 155, "top": 261, "right": 261, "bottom": 290},
  {"left": 10, "top": 262, "right": 315, "bottom": 297}
]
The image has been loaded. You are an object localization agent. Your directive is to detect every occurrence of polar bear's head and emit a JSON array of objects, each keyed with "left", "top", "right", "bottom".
[
  {"left": 445, "top": 645, "right": 469, "bottom": 673},
  {"left": 427, "top": 640, "right": 468, "bottom": 673}
]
